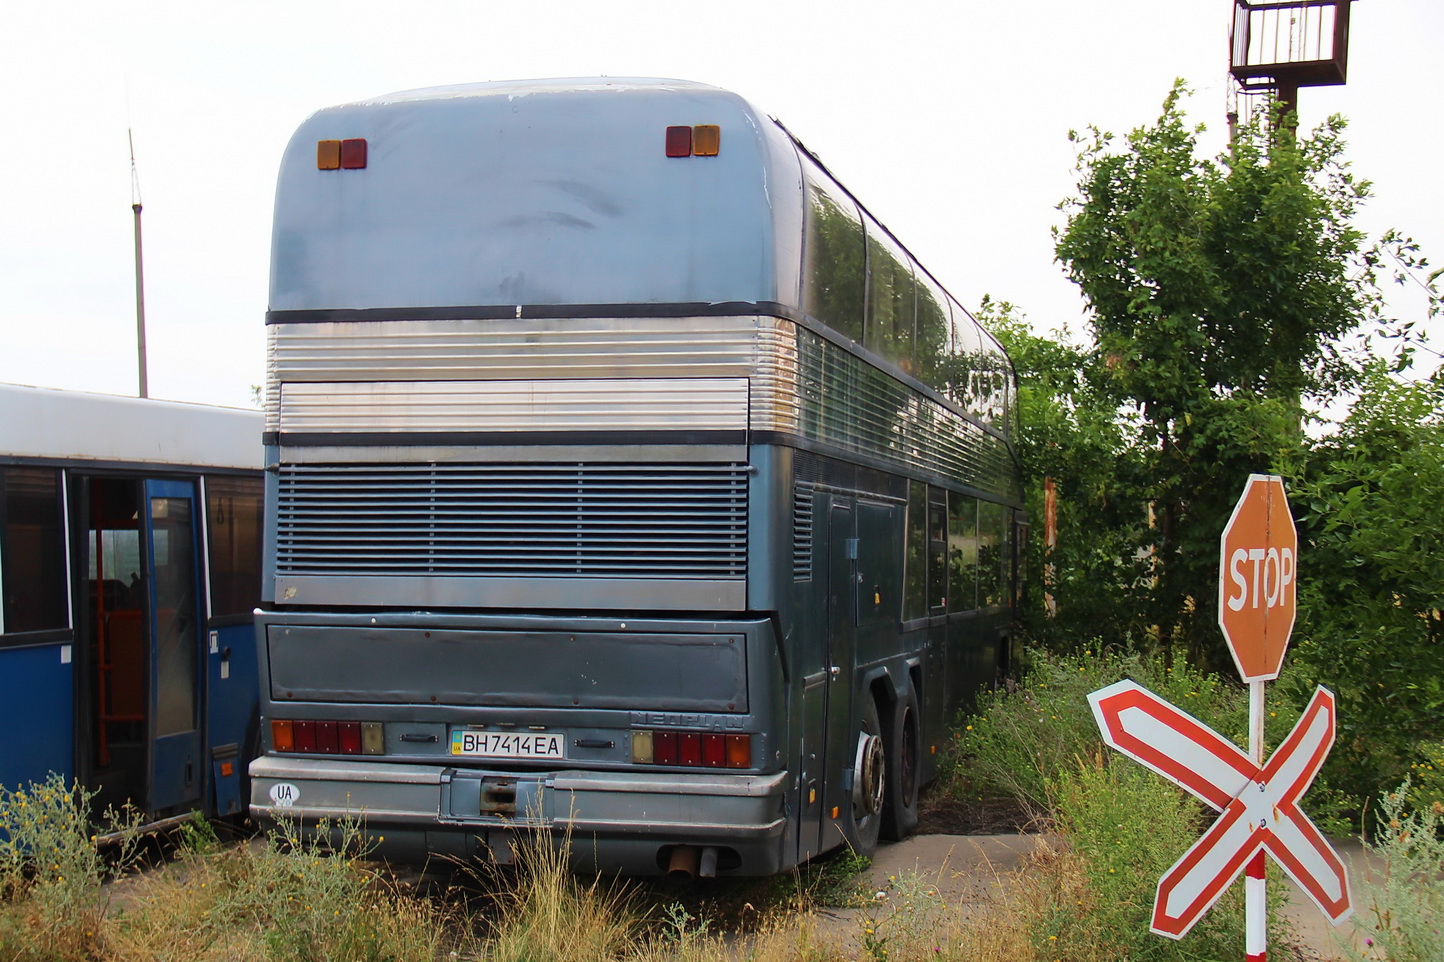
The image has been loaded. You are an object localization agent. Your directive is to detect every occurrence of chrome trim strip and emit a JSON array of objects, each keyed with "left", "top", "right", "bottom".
[
  {"left": 272, "top": 574, "right": 746, "bottom": 611},
  {"left": 278, "top": 377, "right": 750, "bottom": 435}
]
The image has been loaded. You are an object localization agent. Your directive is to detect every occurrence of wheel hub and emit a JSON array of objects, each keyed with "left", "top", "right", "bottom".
[{"left": 852, "top": 732, "right": 885, "bottom": 817}]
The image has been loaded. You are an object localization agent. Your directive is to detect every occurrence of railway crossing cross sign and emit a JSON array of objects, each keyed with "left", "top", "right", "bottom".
[
  {"left": 1088, "top": 680, "right": 1351, "bottom": 939},
  {"left": 1218, "top": 473, "right": 1298, "bottom": 682},
  {"left": 1090, "top": 475, "right": 1350, "bottom": 959}
]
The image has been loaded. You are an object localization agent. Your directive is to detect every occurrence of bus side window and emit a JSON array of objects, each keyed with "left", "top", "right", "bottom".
[
  {"left": 903, "top": 481, "right": 927, "bottom": 621},
  {"left": 1, "top": 467, "right": 68, "bottom": 635},
  {"left": 978, "top": 501, "right": 1008, "bottom": 607},
  {"left": 864, "top": 218, "right": 916, "bottom": 374},
  {"left": 205, "top": 475, "right": 265, "bottom": 619},
  {"left": 948, "top": 491, "right": 978, "bottom": 613},
  {"left": 801, "top": 179, "right": 866, "bottom": 344},
  {"left": 927, "top": 488, "right": 947, "bottom": 614}
]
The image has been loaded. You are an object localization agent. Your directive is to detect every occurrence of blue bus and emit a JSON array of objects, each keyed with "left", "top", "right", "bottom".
[
  {"left": 0, "top": 383, "right": 263, "bottom": 830},
  {"left": 249, "top": 78, "right": 1023, "bottom": 876}
]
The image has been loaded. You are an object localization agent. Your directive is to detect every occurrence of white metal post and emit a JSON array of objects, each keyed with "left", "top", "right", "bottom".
[{"left": 1247, "top": 678, "right": 1267, "bottom": 961}]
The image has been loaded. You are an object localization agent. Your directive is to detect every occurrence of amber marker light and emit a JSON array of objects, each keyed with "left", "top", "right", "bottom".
[
  {"left": 725, "top": 734, "right": 750, "bottom": 768},
  {"left": 317, "top": 140, "right": 341, "bottom": 170},
  {"left": 271, "top": 719, "right": 295, "bottom": 752},
  {"left": 692, "top": 125, "right": 720, "bottom": 156}
]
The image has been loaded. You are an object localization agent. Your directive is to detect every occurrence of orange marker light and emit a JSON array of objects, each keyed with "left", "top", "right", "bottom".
[
  {"left": 692, "top": 125, "right": 720, "bottom": 156},
  {"left": 725, "top": 733, "right": 750, "bottom": 768},
  {"left": 271, "top": 719, "right": 295, "bottom": 752},
  {"left": 317, "top": 140, "right": 341, "bottom": 170}
]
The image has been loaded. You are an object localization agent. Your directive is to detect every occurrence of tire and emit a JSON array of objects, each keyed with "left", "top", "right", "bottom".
[
  {"left": 841, "top": 694, "right": 884, "bottom": 857},
  {"left": 880, "top": 681, "right": 920, "bottom": 841}
]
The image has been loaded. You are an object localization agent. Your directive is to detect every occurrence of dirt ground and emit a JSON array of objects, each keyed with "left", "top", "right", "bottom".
[{"left": 821, "top": 829, "right": 1377, "bottom": 962}]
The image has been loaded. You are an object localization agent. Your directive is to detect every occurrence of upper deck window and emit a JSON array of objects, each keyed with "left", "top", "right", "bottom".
[{"left": 801, "top": 182, "right": 866, "bottom": 344}]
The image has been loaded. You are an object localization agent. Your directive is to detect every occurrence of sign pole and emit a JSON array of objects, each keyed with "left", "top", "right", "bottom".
[{"left": 1247, "top": 679, "right": 1266, "bottom": 961}]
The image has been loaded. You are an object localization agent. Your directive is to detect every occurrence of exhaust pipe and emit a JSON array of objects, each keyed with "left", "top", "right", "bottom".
[
  {"left": 667, "top": 845, "right": 700, "bottom": 879},
  {"left": 698, "top": 846, "right": 719, "bottom": 878}
]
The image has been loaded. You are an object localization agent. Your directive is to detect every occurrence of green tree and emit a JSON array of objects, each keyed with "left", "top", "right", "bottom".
[
  {"left": 1283, "top": 365, "right": 1444, "bottom": 816},
  {"left": 1051, "top": 83, "right": 1379, "bottom": 668}
]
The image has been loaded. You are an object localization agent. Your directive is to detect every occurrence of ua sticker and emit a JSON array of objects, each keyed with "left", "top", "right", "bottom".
[{"left": 269, "top": 782, "right": 301, "bottom": 807}]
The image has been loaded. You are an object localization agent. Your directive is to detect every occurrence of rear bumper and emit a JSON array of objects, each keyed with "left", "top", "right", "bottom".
[{"left": 249, "top": 755, "right": 790, "bottom": 875}]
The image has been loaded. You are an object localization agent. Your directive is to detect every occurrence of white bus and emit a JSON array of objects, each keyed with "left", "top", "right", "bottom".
[{"left": 0, "top": 383, "right": 263, "bottom": 827}]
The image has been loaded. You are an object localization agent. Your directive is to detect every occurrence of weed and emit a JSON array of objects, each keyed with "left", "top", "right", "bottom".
[
  {"left": 855, "top": 868, "right": 947, "bottom": 960},
  {"left": 1346, "top": 778, "right": 1444, "bottom": 962},
  {"left": 0, "top": 774, "right": 142, "bottom": 961}
]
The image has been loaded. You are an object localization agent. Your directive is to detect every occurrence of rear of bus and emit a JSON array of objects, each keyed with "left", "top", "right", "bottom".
[{"left": 249, "top": 79, "right": 807, "bottom": 875}]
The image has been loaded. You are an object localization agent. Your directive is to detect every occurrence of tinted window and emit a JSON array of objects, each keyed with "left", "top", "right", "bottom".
[
  {"left": 915, "top": 276, "right": 951, "bottom": 388},
  {"left": 801, "top": 179, "right": 866, "bottom": 343},
  {"left": 1, "top": 467, "right": 68, "bottom": 634},
  {"left": 903, "top": 481, "right": 927, "bottom": 621},
  {"left": 927, "top": 489, "right": 947, "bottom": 613},
  {"left": 978, "top": 500, "right": 1009, "bottom": 607},
  {"left": 205, "top": 475, "right": 263, "bottom": 619},
  {"left": 864, "top": 219, "right": 916, "bottom": 374},
  {"left": 948, "top": 492, "right": 978, "bottom": 612}
]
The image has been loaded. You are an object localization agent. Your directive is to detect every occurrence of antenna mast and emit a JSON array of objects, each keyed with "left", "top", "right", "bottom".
[{"left": 130, "top": 128, "right": 148, "bottom": 398}]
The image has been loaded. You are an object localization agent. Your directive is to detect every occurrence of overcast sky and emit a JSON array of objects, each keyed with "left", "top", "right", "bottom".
[{"left": 2, "top": 0, "right": 1438, "bottom": 410}]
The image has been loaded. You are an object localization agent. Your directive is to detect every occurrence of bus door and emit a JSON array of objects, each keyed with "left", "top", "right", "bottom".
[
  {"left": 142, "top": 480, "right": 204, "bottom": 815},
  {"left": 819, "top": 501, "right": 857, "bottom": 853},
  {"left": 797, "top": 498, "right": 853, "bottom": 862}
]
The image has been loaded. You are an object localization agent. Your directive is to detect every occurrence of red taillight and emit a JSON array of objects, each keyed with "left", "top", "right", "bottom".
[
  {"left": 679, "top": 732, "right": 701, "bottom": 766},
  {"left": 665, "top": 125, "right": 692, "bottom": 157},
  {"left": 340, "top": 138, "right": 367, "bottom": 169},
  {"left": 276, "top": 718, "right": 386, "bottom": 755},
  {"left": 632, "top": 729, "right": 751, "bottom": 769},
  {"left": 293, "top": 720, "right": 315, "bottom": 752}
]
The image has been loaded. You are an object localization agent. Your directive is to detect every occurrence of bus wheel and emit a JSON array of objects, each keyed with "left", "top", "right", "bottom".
[
  {"left": 844, "top": 696, "right": 884, "bottom": 857},
  {"left": 880, "top": 681, "right": 920, "bottom": 841}
]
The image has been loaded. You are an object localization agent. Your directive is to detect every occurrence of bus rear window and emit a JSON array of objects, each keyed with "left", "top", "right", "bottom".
[{"left": 1, "top": 467, "right": 67, "bottom": 635}]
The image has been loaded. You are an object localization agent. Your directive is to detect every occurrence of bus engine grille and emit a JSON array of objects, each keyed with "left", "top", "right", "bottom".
[{"left": 274, "top": 462, "right": 749, "bottom": 579}]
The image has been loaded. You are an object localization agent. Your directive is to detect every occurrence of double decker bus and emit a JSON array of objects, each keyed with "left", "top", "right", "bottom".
[
  {"left": 0, "top": 383, "right": 263, "bottom": 829},
  {"left": 249, "top": 78, "right": 1022, "bottom": 876}
]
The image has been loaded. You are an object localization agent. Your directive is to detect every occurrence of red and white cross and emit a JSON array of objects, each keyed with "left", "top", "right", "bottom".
[{"left": 1088, "top": 680, "right": 1352, "bottom": 940}]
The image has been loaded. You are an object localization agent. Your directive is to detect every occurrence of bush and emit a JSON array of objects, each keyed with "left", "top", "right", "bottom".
[
  {"left": 0, "top": 774, "right": 141, "bottom": 961},
  {"left": 945, "top": 647, "right": 1250, "bottom": 818},
  {"left": 1346, "top": 780, "right": 1444, "bottom": 962}
]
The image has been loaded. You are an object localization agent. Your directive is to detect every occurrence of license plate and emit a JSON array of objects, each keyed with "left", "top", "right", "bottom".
[{"left": 450, "top": 730, "right": 565, "bottom": 759}]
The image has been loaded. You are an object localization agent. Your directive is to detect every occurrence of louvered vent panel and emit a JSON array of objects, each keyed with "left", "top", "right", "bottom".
[
  {"left": 276, "top": 463, "right": 748, "bottom": 579},
  {"left": 792, "top": 485, "right": 815, "bottom": 580}
]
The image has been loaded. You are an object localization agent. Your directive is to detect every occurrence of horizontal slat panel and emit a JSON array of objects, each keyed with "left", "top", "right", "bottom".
[{"left": 274, "top": 462, "right": 748, "bottom": 580}]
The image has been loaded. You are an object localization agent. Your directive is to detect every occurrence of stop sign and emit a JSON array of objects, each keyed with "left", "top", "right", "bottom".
[{"left": 1218, "top": 474, "right": 1298, "bottom": 682}]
